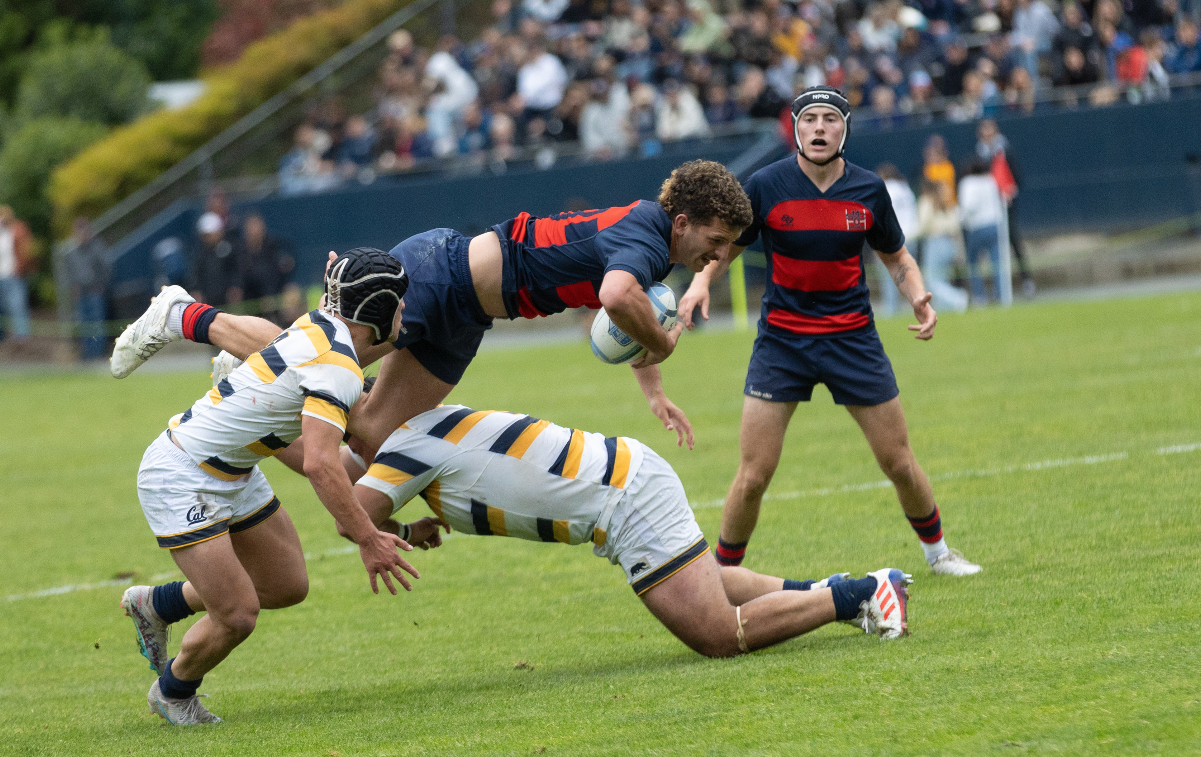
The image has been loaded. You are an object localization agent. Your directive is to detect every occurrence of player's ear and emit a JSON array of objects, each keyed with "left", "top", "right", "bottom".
[{"left": 672, "top": 213, "right": 690, "bottom": 234}]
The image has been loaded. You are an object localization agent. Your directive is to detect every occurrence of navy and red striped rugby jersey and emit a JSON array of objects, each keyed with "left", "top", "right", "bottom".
[
  {"left": 491, "top": 200, "right": 673, "bottom": 320},
  {"left": 736, "top": 157, "right": 905, "bottom": 337}
]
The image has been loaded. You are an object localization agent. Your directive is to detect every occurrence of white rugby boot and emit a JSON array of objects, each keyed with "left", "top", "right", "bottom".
[
  {"left": 930, "top": 548, "right": 982, "bottom": 576},
  {"left": 147, "top": 679, "right": 222, "bottom": 725},
  {"left": 863, "top": 569, "right": 912, "bottom": 640},
  {"left": 211, "top": 350, "right": 242, "bottom": 387},
  {"left": 110, "top": 285, "right": 193, "bottom": 378},
  {"left": 120, "top": 585, "right": 169, "bottom": 676}
]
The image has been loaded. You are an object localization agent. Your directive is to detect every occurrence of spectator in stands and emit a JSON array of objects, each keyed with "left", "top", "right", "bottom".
[
  {"left": 523, "top": 0, "right": 569, "bottom": 24},
  {"left": 490, "top": 112, "right": 519, "bottom": 162},
  {"left": 235, "top": 213, "right": 293, "bottom": 326},
  {"left": 948, "top": 70, "right": 993, "bottom": 121},
  {"left": 1141, "top": 32, "right": 1171, "bottom": 101},
  {"left": 425, "top": 36, "right": 480, "bottom": 156},
  {"left": 336, "top": 115, "right": 377, "bottom": 176},
  {"left": 280, "top": 124, "right": 338, "bottom": 195},
  {"left": 680, "top": 0, "right": 731, "bottom": 55},
  {"left": 188, "top": 212, "right": 239, "bottom": 307},
  {"left": 736, "top": 66, "right": 788, "bottom": 119},
  {"left": 457, "top": 101, "right": 493, "bottom": 155},
  {"left": 655, "top": 79, "right": 710, "bottom": 140},
  {"left": 1053, "top": 3, "right": 1097, "bottom": 61},
  {"left": 65, "top": 217, "right": 110, "bottom": 361},
  {"left": 516, "top": 35, "right": 569, "bottom": 136},
  {"left": 629, "top": 82, "right": 661, "bottom": 156},
  {"left": 1004, "top": 65, "right": 1038, "bottom": 112},
  {"left": 958, "top": 159, "right": 1006, "bottom": 304},
  {"left": 1167, "top": 19, "right": 1201, "bottom": 73},
  {"left": 1011, "top": 0, "right": 1060, "bottom": 77},
  {"left": 730, "top": 9, "right": 774, "bottom": 69},
  {"left": 1054, "top": 45, "right": 1102, "bottom": 86},
  {"left": 865, "top": 85, "right": 904, "bottom": 129},
  {"left": 923, "top": 134, "right": 957, "bottom": 203},
  {"left": 704, "top": 81, "right": 741, "bottom": 124},
  {"left": 916, "top": 179, "right": 969, "bottom": 313},
  {"left": 548, "top": 81, "right": 589, "bottom": 142},
  {"left": 934, "top": 36, "right": 973, "bottom": 97},
  {"left": 580, "top": 78, "right": 631, "bottom": 156},
  {"left": 380, "top": 114, "right": 435, "bottom": 170},
  {"left": 0, "top": 205, "right": 34, "bottom": 348},
  {"left": 858, "top": 2, "right": 901, "bottom": 54}
]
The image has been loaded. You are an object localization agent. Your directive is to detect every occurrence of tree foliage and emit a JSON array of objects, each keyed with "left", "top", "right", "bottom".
[{"left": 0, "top": 116, "right": 108, "bottom": 237}]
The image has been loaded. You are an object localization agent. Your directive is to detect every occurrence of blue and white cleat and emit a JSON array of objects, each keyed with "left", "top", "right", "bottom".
[
  {"left": 121, "top": 585, "right": 170, "bottom": 675},
  {"left": 863, "top": 569, "right": 912, "bottom": 640},
  {"left": 147, "top": 679, "right": 222, "bottom": 725}
]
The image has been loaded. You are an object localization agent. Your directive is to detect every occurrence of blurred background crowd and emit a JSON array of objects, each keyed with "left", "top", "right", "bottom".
[{"left": 279, "top": 0, "right": 1201, "bottom": 190}]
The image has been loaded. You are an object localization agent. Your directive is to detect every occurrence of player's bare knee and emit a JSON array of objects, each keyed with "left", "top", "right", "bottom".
[
  {"left": 877, "top": 447, "right": 916, "bottom": 484},
  {"left": 264, "top": 576, "right": 308, "bottom": 609},
  {"left": 737, "top": 464, "right": 775, "bottom": 498},
  {"left": 220, "top": 607, "right": 259, "bottom": 642},
  {"left": 691, "top": 630, "right": 741, "bottom": 658}
]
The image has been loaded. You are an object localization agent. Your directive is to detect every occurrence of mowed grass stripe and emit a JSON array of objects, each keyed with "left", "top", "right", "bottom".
[{"left": 0, "top": 292, "right": 1198, "bottom": 755}]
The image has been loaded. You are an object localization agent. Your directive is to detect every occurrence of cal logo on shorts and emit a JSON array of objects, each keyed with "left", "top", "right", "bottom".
[{"left": 846, "top": 209, "right": 867, "bottom": 231}]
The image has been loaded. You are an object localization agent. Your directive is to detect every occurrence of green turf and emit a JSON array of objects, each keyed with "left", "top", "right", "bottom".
[{"left": 1, "top": 292, "right": 1199, "bottom": 756}]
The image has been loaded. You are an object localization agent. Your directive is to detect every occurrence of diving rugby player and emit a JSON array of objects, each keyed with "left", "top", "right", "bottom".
[
  {"left": 112, "top": 160, "right": 753, "bottom": 458},
  {"left": 679, "top": 87, "right": 981, "bottom": 576},
  {"left": 120, "top": 249, "right": 414, "bottom": 725}
]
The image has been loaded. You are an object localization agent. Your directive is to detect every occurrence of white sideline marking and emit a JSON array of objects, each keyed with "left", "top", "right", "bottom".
[{"left": 3, "top": 444, "right": 1187, "bottom": 602}]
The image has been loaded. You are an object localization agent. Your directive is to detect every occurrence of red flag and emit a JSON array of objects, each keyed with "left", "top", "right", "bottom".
[{"left": 991, "top": 152, "right": 1018, "bottom": 203}]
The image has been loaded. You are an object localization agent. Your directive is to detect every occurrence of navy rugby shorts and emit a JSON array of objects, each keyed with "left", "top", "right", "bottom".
[
  {"left": 388, "top": 229, "right": 493, "bottom": 385},
  {"left": 743, "top": 321, "right": 899, "bottom": 406}
]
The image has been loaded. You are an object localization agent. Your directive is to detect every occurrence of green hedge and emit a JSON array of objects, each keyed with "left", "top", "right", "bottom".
[{"left": 49, "top": 0, "right": 408, "bottom": 236}]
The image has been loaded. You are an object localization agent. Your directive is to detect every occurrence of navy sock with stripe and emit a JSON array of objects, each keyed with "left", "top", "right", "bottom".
[
  {"left": 782, "top": 579, "right": 814, "bottom": 591},
  {"left": 829, "top": 577, "right": 878, "bottom": 621},
  {"left": 152, "top": 581, "right": 196, "bottom": 625},
  {"left": 159, "top": 657, "right": 203, "bottom": 700},
  {"left": 715, "top": 538, "right": 748, "bottom": 566},
  {"left": 181, "top": 303, "right": 221, "bottom": 344}
]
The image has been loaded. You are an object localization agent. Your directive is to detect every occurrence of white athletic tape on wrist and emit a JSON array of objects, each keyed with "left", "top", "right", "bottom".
[{"left": 736, "top": 605, "right": 749, "bottom": 654}]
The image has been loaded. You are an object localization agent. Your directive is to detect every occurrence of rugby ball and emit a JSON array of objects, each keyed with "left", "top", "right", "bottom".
[{"left": 590, "top": 282, "right": 678, "bottom": 364}]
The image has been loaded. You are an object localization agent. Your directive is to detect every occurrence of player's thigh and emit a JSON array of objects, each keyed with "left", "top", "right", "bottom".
[
  {"left": 738, "top": 395, "right": 798, "bottom": 473},
  {"left": 170, "top": 534, "right": 260, "bottom": 621},
  {"left": 229, "top": 506, "right": 308, "bottom": 610},
  {"left": 845, "top": 396, "right": 912, "bottom": 457},
  {"left": 640, "top": 553, "right": 739, "bottom": 657},
  {"left": 353, "top": 348, "right": 453, "bottom": 449}
]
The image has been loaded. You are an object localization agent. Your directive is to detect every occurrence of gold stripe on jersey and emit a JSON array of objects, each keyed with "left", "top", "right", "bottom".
[
  {"left": 300, "top": 350, "right": 363, "bottom": 379},
  {"left": 245, "top": 352, "right": 279, "bottom": 384},
  {"left": 420, "top": 481, "right": 443, "bottom": 520},
  {"left": 553, "top": 520, "right": 571, "bottom": 543},
  {"left": 206, "top": 386, "right": 223, "bottom": 405},
  {"left": 562, "top": 429, "right": 585, "bottom": 478},
  {"left": 486, "top": 505, "right": 508, "bottom": 537},
  {"left": 444, "top": 410, "right": 495, "bottom": 444},
  {"left": 610, "top": 438, "right": 632, "bottom": 489},
  {"left": 295, "top": 313, "right": 331, "bottom": 353},
  {"left": 366, "top": 463, "right": 415, "bottom": 486},
  {"left": 506, "top": 419, "right": 550, "bottom": 459},
  {"left": 592, "top": 527, "right": 607, "bottom": 547},
  {"left": 303, "top": 395, "right": 349, "bottom": 429}
]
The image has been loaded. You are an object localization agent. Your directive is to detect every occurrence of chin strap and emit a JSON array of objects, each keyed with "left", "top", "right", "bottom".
[{"left": 735, "top": 605, "right": 749, "bottom": 653}]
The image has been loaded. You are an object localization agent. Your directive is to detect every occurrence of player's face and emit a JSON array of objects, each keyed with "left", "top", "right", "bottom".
[
  {"left": 675, "top": 217, "right": 744, "bottom": 272},
  {"left": 390, "top": 298, "right": 406, "bottom": 340},
  {"left": 796, "top": 107, "right": 845, "bottom": 165}
]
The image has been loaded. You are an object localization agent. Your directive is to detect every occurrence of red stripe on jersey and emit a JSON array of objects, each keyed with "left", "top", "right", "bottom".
[
  {"left": 532, "top": 202, "right": 639, "bottom": 247},
  {"left": 765, "top": 199, "right": 874, "bottom": 232},
  {"left": 766, "top": 309, "right": 870, "bottom": 335},
  {"left": 771, "top": 254, "right": 861, "bottom": 292},
  {"left": 516, "top": 288, "right": 548, "bottom": 318},
  {"left": 509, "top": 212, "right": 531, "bottom": 243},
  {"left": 556, "top": 281, "right": 602, "bottom": 309}
]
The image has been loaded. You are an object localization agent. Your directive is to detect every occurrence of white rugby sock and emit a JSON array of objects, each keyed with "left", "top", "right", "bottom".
[
  {"left": 921, "top": 538, "right": 949, "bottom": 564},
  {"left": 167, "top": 303, "right": 188, "bottom": 337}
]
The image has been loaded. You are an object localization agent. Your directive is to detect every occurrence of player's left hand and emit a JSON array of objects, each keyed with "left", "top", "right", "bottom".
[
  {"left": 908, "top": 292, "right": 937, "bottom": 341},
  {"left": 408, "top": 517, "right": 450, "bottom": 550},
  {"left": 648, "top": 394, "right": 695, "bottom": 450}
]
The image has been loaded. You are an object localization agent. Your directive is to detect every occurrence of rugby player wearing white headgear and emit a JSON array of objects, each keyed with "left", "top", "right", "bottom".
[
  {"left": 679, "top": 86, "right": 981, "bottom": 577},
  {"left": 120, "top": 248, "right": 413, "bottom": 726}
]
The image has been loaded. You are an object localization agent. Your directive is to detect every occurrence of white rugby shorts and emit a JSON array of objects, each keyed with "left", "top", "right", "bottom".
[
  {"left": 136, "top": 431, "right": 280, "bottom": 549},
  {"left": 593, "top": 444, "right": 707, "bottom": 595}
]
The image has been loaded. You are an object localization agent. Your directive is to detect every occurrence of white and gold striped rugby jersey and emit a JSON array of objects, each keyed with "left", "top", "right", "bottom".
[
  {"left": 168, "top": 309, "right": 363, "bottom": 481},
  {"left": 357, "top": 404, "right": 645, "bottom": 546}
]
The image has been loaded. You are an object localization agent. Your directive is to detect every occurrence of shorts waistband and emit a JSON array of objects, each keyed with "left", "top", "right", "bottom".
[
  {"left": 158, "top": 430, "right": 199, "bottom": 468},
  {"left": 446, "top": 234, "right": 493, "bottom": 327}
]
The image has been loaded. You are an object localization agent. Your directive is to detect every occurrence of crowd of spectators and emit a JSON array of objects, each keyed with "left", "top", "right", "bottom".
[{"left": 279, "top": 0, "right": 1201, "bottom": 190}]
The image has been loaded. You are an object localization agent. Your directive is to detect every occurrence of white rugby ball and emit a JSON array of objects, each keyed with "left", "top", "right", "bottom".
[{"left": 590, "top": 282, "right": 679, "bottom": 365}]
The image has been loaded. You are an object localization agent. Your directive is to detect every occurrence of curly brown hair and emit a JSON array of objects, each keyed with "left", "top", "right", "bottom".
[{"left": 657, "top": 159, "right": 753, "bottom": 231}]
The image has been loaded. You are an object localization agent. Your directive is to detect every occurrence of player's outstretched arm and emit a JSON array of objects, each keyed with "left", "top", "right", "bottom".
[
  {"left": 876, "top": 245, "right": 937, "bottom": 340},
  {"left": 679, "top": 245, "right": 744, "bottom": 329},
  {"left": 632, "top": 364, "right": 695, "bottom": 449},
  {"left": 302, "top": 415, "right": 419, "bottom": 594}
]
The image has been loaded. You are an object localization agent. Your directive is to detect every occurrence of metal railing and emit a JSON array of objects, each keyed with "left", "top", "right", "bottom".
[{"left": 90, "top": 0, "right": 486, "bottom": 248}]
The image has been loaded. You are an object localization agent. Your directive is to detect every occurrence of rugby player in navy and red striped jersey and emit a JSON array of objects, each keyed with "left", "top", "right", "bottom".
[
  {"left": 113, "top": 161, "right": 752, "bottom": 467},
  {"left": 679, "top": 87, "right": 981, "bottom": 576}
]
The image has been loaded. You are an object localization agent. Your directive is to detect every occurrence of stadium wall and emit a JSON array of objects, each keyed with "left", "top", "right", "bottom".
[{"left": 110, "top": 95, "right": 1201, "bottom": 313}]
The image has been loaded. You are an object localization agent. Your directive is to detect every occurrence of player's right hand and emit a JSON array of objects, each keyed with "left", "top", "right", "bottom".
[
  {"left": 632, "top": 321, "right": 683, "bottom": 369},
  {"left": 359, "top": 529, "right": 419, "bottom": 595},
  {"left": 408, "top": 517, "right": 450, "bottom": 550},
  {"left": 678, "top": 286, "right": 710, "bottom": 330}
]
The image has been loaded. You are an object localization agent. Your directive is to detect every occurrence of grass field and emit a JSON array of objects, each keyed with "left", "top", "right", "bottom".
[{"left": 2, "top": 292, "right": 1200, "bottom": 756}]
